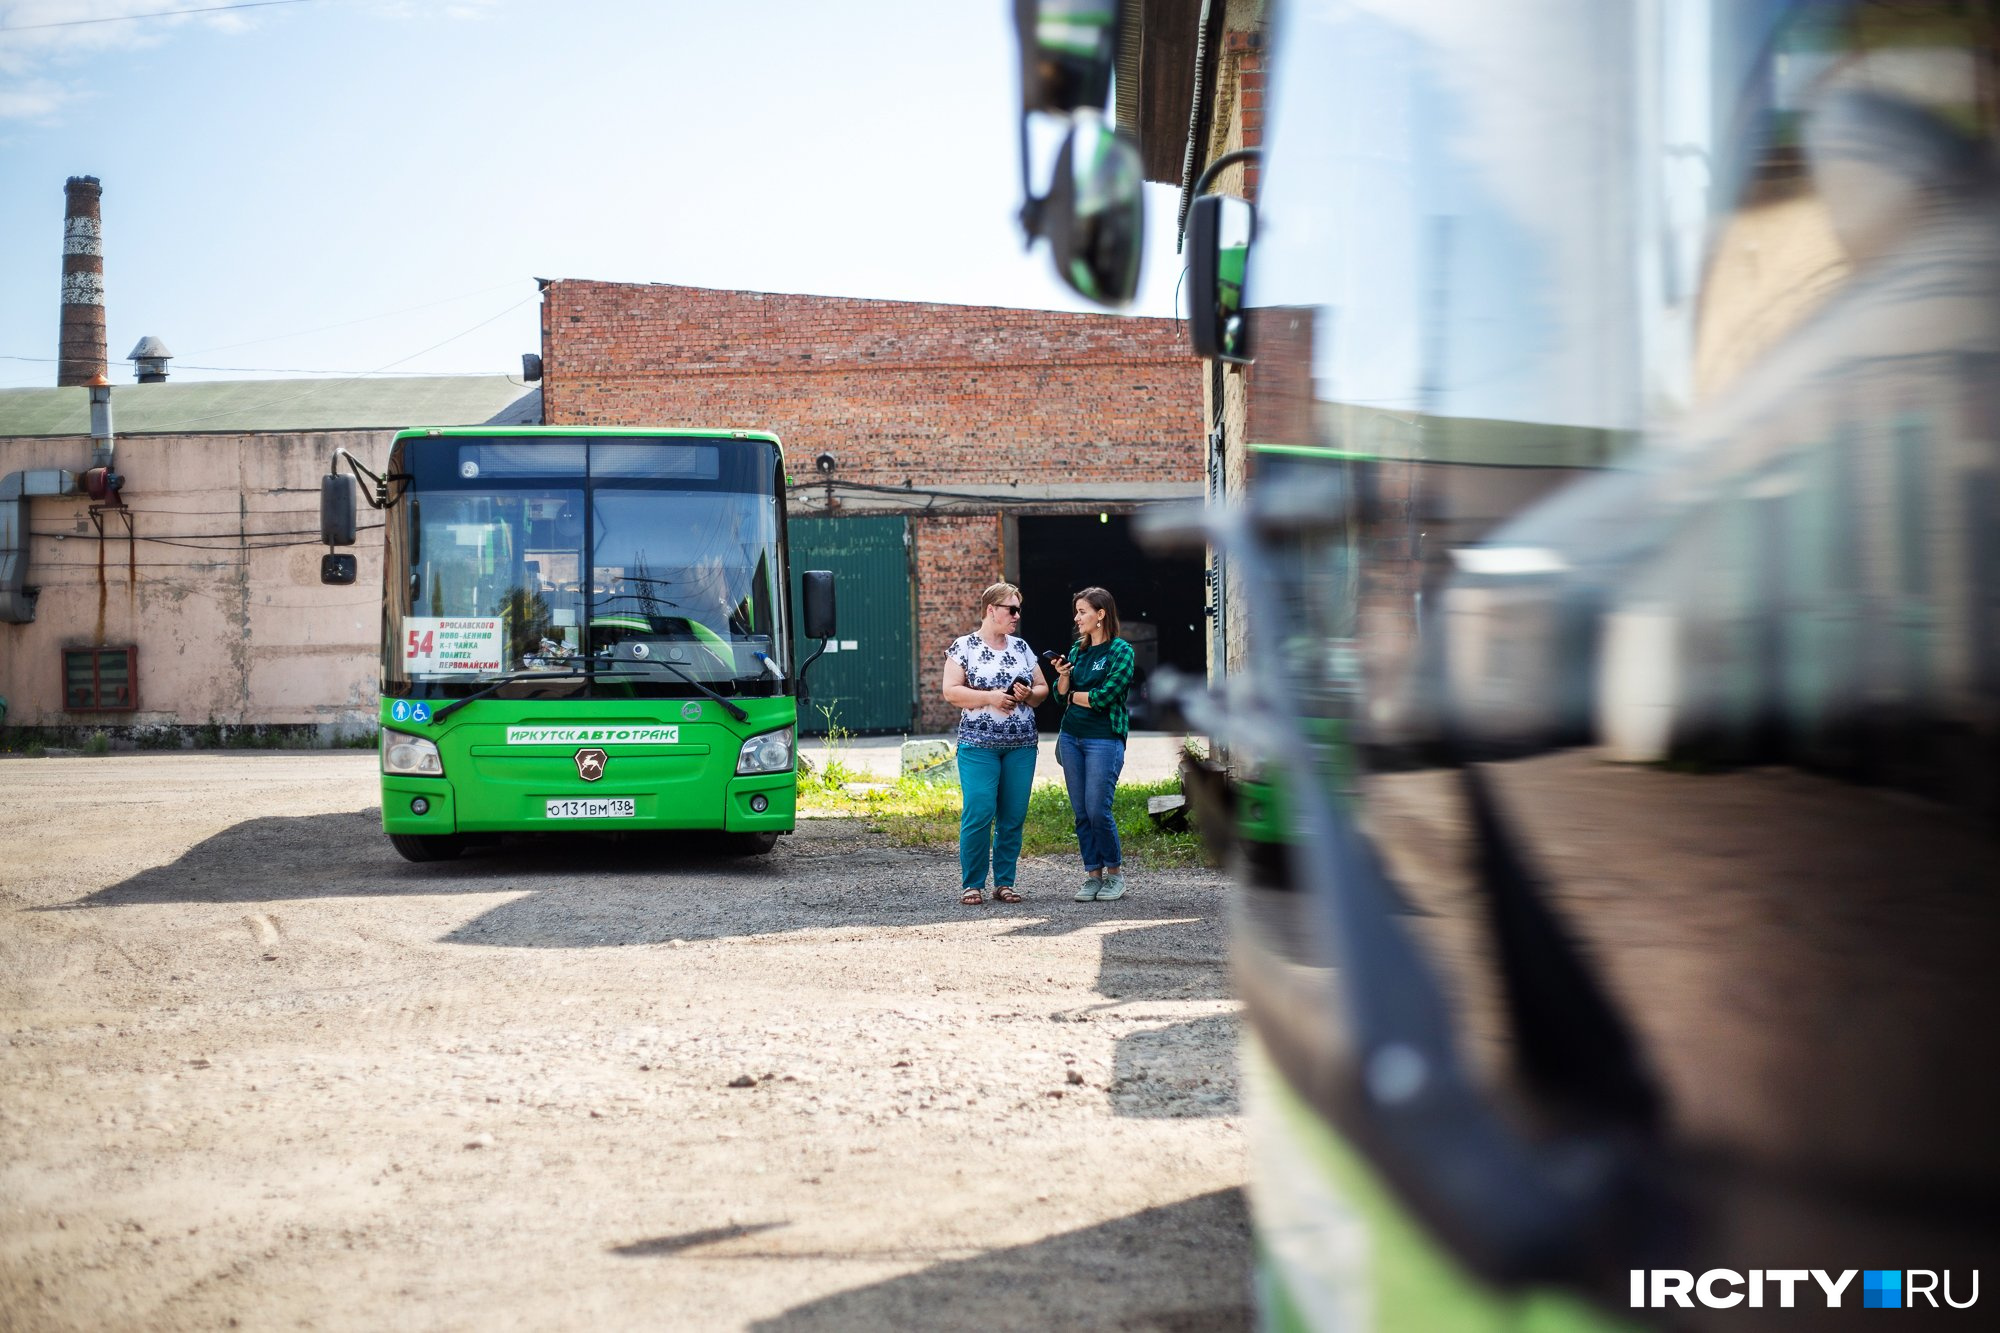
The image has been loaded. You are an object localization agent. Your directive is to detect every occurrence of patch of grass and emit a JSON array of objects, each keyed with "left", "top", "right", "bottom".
[
  {"left": 82, "top": 733, "right": 111, "bottom": 756},
  {"left": 797, "top": 704, "right": 865, "bottom": 793},
  {"left": 798, "top": 774, "right": 1208, "bottom": 870}
]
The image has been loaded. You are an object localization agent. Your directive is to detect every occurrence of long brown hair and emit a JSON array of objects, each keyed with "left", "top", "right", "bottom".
[{"left": 1073, "top": 586, "right": 1120, "bottom": 642}]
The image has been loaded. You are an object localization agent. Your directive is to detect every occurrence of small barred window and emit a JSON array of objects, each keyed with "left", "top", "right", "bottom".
[{"left": 63, "top": 647, "right": 136, "bottom": 712}]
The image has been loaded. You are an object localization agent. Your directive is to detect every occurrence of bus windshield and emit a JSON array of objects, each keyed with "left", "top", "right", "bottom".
[{"left": 381, "top": 436, "right": 787, "bottom": 695}]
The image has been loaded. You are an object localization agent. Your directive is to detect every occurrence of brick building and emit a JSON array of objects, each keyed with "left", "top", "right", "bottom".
[{"left": 537, "top": 280, "right": 1206, "bottom": 733}]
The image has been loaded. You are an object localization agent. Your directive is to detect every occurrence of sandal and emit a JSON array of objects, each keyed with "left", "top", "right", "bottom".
[
  {"left": 961, "top": 888, "right": 985, "bottom": 906},
  {"left": 993, "top": 886, "right": 1024, "bottom": 904}
]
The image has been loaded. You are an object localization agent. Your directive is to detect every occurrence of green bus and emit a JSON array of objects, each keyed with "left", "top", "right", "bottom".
[{"left": 319, "top": 427, "right": 833, "bottom": 863}]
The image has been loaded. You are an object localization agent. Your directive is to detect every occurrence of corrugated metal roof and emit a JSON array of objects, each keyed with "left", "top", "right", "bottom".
[{"left": 0, "top": 375, "right": 539, "bottom": 436}]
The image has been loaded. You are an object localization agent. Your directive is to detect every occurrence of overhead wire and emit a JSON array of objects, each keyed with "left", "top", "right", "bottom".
[
  {"left": 0, "top": 0, "right": 309, "bottom": 33},
  {"left": 0, "top": 355, "right": 487, "bottom": 376},
  {"left": 30, "top": 523, "right": 383, "bottom": 550},
  {"left": 75, "top": 296, "right": 538, "bottom": 431},
  {"left": 790, "top": 478, "right": 1188, "bottom": 509},
  {"left": 185, "top": 279, "right": 526, "bottom": 355}
]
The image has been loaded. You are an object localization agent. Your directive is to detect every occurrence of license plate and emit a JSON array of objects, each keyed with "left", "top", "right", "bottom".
[{"left": 545, "top": 798, "right": 636, "bottom": 819}]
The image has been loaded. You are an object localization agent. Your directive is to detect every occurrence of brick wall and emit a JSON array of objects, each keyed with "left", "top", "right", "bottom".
[
  {"left": 1215, "top": 18, "right": 1266, "bottom": 200},
  {"left": 541, "top": 282, "right": 1197, "bottom": 486},
  {"left": 540, "top": 281, "right": 1204, "bottom": 732},
  {"left": 911, "top": 515, "right": 1003, "bottom": 731}
]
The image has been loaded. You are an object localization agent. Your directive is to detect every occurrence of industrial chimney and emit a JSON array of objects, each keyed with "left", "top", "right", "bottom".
[{"left": 59, "top": 176, "right": 106, "bottom": 387}]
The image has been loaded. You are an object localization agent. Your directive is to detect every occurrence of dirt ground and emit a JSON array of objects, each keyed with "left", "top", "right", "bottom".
[{"left": 0, "top": 754, "right": 1248, "bottom": 1332}]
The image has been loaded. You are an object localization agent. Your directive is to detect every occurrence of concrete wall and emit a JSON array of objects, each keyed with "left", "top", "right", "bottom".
[
  {"left": 0, "top": 430, "right": 389, "bottom": 740},
  {"left": 539, "top": 281, "right": 1205, "bottom": 732}
]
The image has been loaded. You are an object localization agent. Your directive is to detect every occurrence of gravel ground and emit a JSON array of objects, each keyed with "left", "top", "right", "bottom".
[{"left": 0, "top": 753, "right": 1247, "bottom": 1331}]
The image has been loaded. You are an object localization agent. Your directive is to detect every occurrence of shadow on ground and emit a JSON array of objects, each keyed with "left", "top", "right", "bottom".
[
  {"left": 738, "top": 1188, "right": 1251, "bottom": 1332},
  {"left": 50, "top": 814, "right": 1236, "bottom": 967},
  {"left": 1109, "top": 1014, "right": 1241, "bottom": 1119},
  {"left": 47, "top": 810, "right": 806, "bottom": 908}
]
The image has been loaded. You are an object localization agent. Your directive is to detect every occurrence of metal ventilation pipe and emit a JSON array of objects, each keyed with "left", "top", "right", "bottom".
[
  {"left": 88, "top": 375, "right": 116, "bottom": 473},
  {"left": 1, "top": 469, "right": 79, "bottom": 624},
  {"left": 129, "top": 336, "right": 172, "bottom": 383},
  {"left": 58, "top": 176, "right": 106, "bottom": 388}
]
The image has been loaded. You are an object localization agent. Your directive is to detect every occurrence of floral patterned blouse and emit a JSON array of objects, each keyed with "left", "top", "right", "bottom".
[{"left": 946, "top": 632, "right": 1039, "bottom": 749}]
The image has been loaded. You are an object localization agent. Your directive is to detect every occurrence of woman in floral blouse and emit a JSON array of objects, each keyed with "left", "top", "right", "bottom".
[{"left": 940, "top": 582, "right": 1050, "bottom": 905}]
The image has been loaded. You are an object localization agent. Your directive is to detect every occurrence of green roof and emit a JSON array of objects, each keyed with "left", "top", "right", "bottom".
[{"left": 0, "top": 375, "right": 539, "bottom": 436}]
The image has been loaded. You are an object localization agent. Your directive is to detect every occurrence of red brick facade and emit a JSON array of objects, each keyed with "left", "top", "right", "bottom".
[
  {"left": 912, "top": 515, "right": 1003, "bottom": 715},
  {"left": 538, "top": 281, "right": 1204, "bottom": 730},
  {"left": 1223, "top": 27, "right": 1265, "bottom": 200}
]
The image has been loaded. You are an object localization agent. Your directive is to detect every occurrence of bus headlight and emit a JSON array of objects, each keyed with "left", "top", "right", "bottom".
[
  {"left": 382, "top": 730, "right": 444, "bottom": 777},
  {"left": 736, "top": 728, "right": 794, "bottom": 775}
]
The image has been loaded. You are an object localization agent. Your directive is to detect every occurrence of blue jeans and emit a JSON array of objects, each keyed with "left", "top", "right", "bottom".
[
  {"left": 1056, "top": 733, "right": 1126, "bottom": 872},
  {"left": 957, "top": 743, "right": 1036, "bottom": 890}
]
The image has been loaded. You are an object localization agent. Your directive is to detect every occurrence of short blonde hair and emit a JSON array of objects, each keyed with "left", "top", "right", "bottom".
[{"left": 979, "top": 582, "right": 1023, "bottom": 611}]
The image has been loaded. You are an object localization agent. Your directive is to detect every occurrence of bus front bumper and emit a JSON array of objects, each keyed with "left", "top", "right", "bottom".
[{"left": 379, "top": 770, "right": 796, "bottom": 835}]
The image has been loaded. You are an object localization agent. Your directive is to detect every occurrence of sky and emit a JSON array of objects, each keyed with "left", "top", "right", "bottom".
[{"left": 0, "top": 0, "right": 1188, "bottom": 390}]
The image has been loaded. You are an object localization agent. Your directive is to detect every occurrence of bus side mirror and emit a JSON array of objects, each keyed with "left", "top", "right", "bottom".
[
  {"left": 1015, "top": 0, "right": 1121, "bottom": 115},
  {"left": 321, "top": 553, "right": 358, "bottom": 585},
  {"left": 1037, "top": 112, "right": 1146, "bottom": 307},
  {"left": 802, "top": 570, "right": 837, "bottom": 639},
  {"left": 1189, "top": 194, "right": 1255, "bottom": 363},
  {"left": 321, "top": 474, "right": 357, "bottom": 546}
]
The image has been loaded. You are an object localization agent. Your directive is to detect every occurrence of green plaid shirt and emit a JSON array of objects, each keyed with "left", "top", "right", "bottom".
[{"left": 1061, "top": 636, "right": 1135, "bottom": 739}]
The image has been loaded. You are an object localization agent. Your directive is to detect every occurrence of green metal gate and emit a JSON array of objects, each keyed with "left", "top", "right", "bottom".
[{"left": 788, "top": 516, "right": 915, "bottom": 735}]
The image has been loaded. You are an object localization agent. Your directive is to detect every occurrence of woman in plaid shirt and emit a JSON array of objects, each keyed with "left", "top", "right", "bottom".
[{"left": 1050, "top": 586, "right": 1136, "bottom": 901}]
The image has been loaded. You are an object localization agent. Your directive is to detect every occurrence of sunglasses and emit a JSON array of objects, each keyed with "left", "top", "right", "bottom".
[{"left": 993, "top": 604, "right": 1023, "bottom": 616}]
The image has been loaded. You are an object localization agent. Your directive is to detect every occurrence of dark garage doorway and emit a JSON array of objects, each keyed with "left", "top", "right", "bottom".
[{"left": 1014, "top": 514, "right": 1205, "bottom": 732}]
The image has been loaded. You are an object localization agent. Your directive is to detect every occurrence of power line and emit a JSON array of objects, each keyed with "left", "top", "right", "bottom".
[
  {"left": 186, "top": 279, "right": 526, "bottom": 355},
  {"left": 0, "top": 354, "right": 477, "bottom": 377},
  {"left": 31, "top": 522, "right": 383, "bottom": 550},
  {"left": 795, "top": 478, "right": 1186, "bottom": 508},
  {"left": 371, "top": 297, "right": 535, "bottom": 372},
  {"left": 0, "top": 1, "right": 309, "bottom": 34},
  {"left": 94, "top": 296, "right": 537, "bottom": 430}
]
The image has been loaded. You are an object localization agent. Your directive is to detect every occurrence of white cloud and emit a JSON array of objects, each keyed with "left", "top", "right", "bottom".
[{"left": 0, "top": 0, "right": 275, "bottom": 120}]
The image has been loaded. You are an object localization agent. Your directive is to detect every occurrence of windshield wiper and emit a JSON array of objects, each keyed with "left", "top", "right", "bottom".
[
  {"left": 430, "top": 664, "right": 619, "bottom": 723},
  {"left": 626, "top": 657, "right": 749, "bottom": 721}
]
